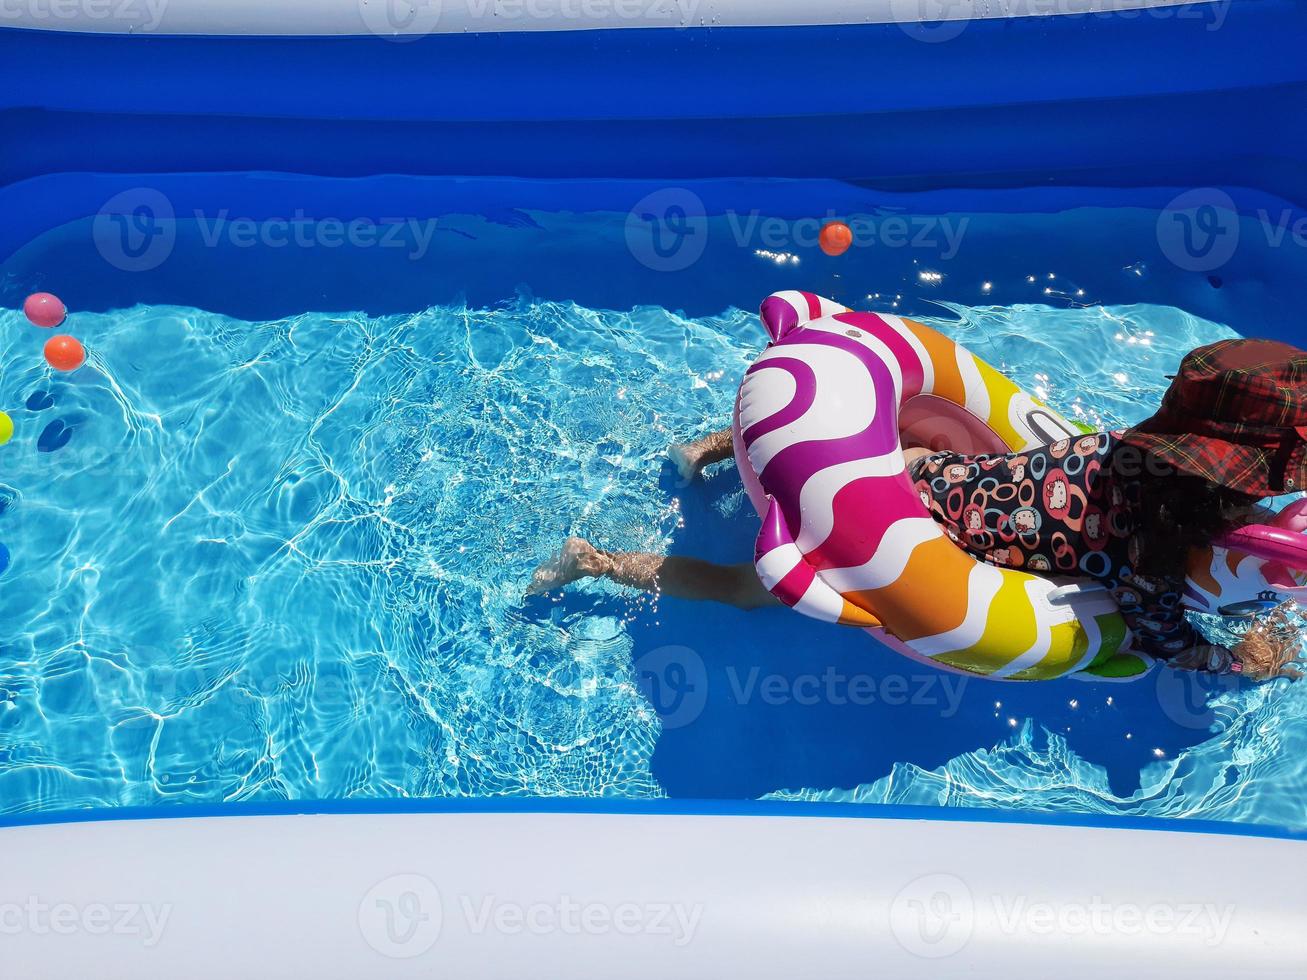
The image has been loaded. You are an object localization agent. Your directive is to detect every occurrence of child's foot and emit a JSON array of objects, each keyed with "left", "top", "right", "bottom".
[
  {"left": 527, "top": 537, "right": 611, "bottom": 595},
  {"left": 669, "top": 442, "right": 705, "bottom": 482}
]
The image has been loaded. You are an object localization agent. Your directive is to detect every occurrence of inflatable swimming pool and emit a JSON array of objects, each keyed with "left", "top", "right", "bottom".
[{"left": 3, "top": 2, "right": 1307, "bottom": 976}]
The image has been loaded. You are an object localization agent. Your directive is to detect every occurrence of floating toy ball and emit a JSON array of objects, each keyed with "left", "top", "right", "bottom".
[
  {"left": 23, "top": 292, "right": 66, "bottom": 329},
  {"left": 44, "top": 335, "right": 85, "bottom": 372},
  {"left": 0, "top": 412, "right": 11, "bottom": 447},
  {"left": 819, "top": 221, "right": 853, "bottom": 257}
]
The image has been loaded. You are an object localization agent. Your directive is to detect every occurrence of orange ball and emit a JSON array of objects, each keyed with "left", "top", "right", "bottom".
[
  {"left": 44, "top": 335, "right": 85, "bottom": 372},
  {"left": 819, "top": 221, "right": 853, "bottom": 257}
]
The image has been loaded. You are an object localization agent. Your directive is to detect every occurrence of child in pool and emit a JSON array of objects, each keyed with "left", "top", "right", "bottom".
[{"left": 531, "top": 339, "right": 1307, "bottom": 679}]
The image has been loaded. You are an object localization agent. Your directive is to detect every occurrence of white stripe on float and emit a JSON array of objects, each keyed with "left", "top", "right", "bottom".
[
  {"left": 878, "top": 313, "right": 934, "bottom": 396},
  {"left": 737, "top": 363, "right": 798, "bottom": 438},
  {"left": 954, "top": 347, "right": 991, "bottom": 423},
  {"left": 1062, "top": 585, "right": 1128, "bottom": 676},
  {"left": 1066, "top": 605, "right": 1106, "bottom": 677},
  {"left": 830, "top": 326, "right": 905, "bottom": 406},
  {"left": 754, "top": 543, "right": 804, "bottom": 590},
  {"left": 744, "top": 342, "right": 881, "bottom": 472},
  {"left": 815, "top": 295, "right": 851, "bottom": 319},
  {"left": 767, "top": 291, "right": 810, "bottom": 332},
  {"left": 792, "top": 575, "right": 848, "bottom": 624}
]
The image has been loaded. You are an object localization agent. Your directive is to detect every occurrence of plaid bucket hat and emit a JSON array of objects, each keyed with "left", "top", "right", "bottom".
[{"left": 1120, "top": 338, "right": 1307, "bottom": 497}]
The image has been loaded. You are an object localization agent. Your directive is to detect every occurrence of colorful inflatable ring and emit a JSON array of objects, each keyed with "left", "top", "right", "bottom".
[
  {"left": 734, "top": 291, "right": 1307, "bottom": 681},
  {"left": 733, "top": 291, "right": 1142, "bottom": 680}
]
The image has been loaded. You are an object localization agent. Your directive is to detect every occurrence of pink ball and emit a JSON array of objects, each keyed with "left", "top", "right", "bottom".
[{"left": 23, "top": 292, "right": 66, "bottom": 329}]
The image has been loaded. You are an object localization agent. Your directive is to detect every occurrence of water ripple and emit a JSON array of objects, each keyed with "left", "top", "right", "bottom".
[{"left": 3, "top": 297, "right": 1302, "bottom": 828}]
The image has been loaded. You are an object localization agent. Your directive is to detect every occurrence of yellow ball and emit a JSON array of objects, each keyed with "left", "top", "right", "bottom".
[{"left": 0, "top": 412, "right": 12, "bottom": 447}]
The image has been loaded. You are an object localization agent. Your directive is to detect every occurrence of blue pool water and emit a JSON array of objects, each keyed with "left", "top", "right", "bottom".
[{"left": 1, "top": 289, "right": 1304, "bottom": 828}]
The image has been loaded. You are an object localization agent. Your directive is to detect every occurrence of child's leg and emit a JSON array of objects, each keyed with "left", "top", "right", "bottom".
[
  {"left": 528, "top": 537, "right": 777, "bottom": 610},
  {"left": 669, "top": 428, "right": 734, "bottom": 481}
]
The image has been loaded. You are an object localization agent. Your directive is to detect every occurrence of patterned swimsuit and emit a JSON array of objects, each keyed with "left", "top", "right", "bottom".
[{"left": 909, "top": 431, "right": 1206, "bottom": 658}]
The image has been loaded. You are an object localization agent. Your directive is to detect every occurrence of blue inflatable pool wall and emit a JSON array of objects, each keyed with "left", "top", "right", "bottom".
[{"left": 1, "top": 2, "right": 1306, "bottom": 343}]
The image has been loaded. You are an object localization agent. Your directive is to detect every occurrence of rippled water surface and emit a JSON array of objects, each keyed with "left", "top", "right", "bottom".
[{"left": 1, "top": 297, "right": 1303, "bottom": 829}]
